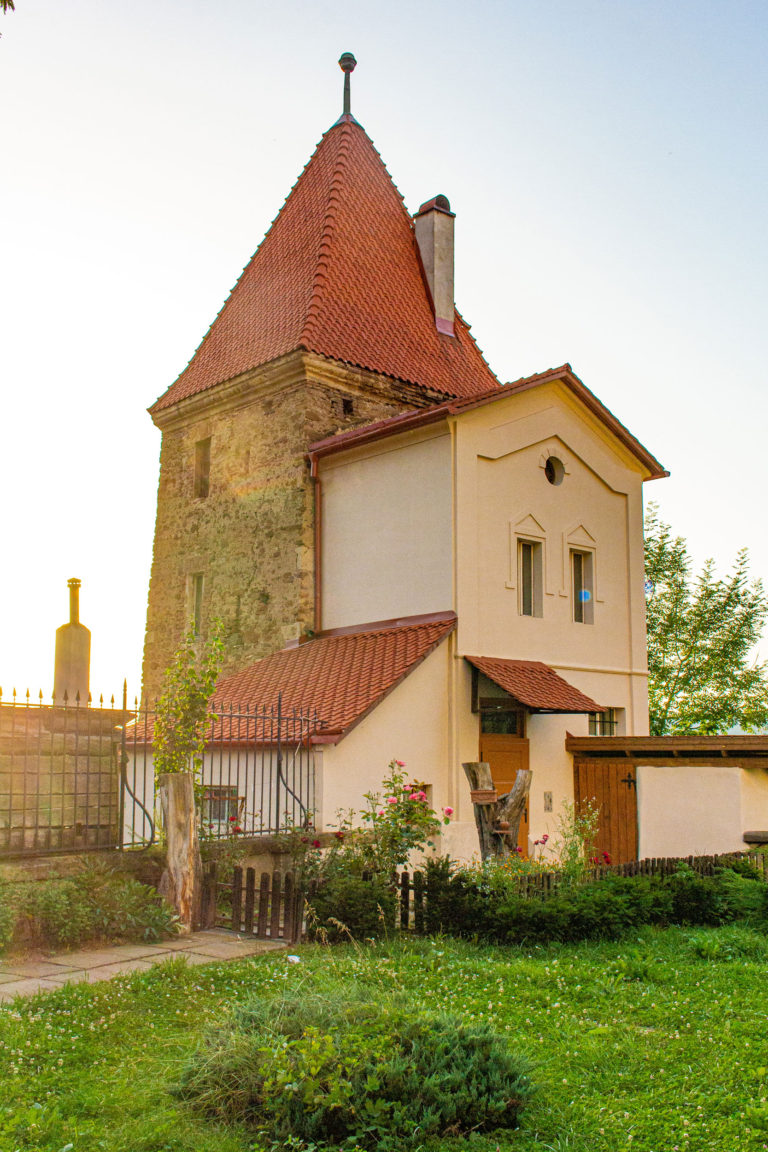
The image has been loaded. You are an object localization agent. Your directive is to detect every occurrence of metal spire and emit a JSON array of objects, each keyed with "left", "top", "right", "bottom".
[{"left": 338, "top": 52, "right": 357, "bottom": 116}]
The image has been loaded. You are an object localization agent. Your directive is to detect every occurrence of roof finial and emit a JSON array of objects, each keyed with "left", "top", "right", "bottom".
[{"left": 338, "top": 52, "right": 356, "bottom": 117}]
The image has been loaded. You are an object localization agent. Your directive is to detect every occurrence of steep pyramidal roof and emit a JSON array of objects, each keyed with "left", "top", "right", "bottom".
[{"left": 152, "top": 118, "right": 499, "bottom": 413}]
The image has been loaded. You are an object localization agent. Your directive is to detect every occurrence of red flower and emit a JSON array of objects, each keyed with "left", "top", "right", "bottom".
[
  {"left": 334, "top": 831, "right": 345, "bottom": 841},
  {"left": 233, "top": 825, "right": 243, "bottom": 834},
  {"left": 602, "top": 851, "right": 611, "bottom": 864},
  {"left": 312, "top": 839, "right": 321, "bottom": 848},
  {"left": 228, "top": 816, "right": 236, "bottom": 822}
]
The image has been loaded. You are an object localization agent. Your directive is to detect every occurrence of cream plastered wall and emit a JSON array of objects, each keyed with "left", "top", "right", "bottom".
[
  {"left": 637, "top": 764, "right": 751, "bottom": 857},
  {"left": 319, "top": 428, "right": 452, "bottom": 629},
  {"left": 316, "top": 636, "right": 457, "bottom": 853},
  {"left": 453, "top": 381, "right": 650, "bottom": 736},
  {"left": 741, "top": 768, "right": 768, "bottom": 836}
]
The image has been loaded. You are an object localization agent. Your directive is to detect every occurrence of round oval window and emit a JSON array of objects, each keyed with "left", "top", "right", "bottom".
[{"left": 545, "top": 456, "right": 565, "bottom": 486}]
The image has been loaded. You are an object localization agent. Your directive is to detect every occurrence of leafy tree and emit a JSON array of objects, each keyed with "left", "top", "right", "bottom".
[
  {"left": 153, "top": 621, "right": 223, "bottom": 779},
  {"left": 644, "top": 504, "right": 768, "bottom": 735},
  {"left": 1, "top": 2, "right": 15, "bottom": 13}
]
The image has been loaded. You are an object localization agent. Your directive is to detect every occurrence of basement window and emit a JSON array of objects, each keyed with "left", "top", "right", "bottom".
[
  {"left": 201, "top": 786, "right": 243, "bottom": 825},
  {"left": 194, "top": 438, "right": 211, "bottom": 498}
]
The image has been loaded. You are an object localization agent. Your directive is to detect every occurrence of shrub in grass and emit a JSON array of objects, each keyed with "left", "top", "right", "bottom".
[
  {"left": 686, "top": 925, "right": 768, "bottom": 962},
  {"left": 176, "top": 991, "right": 532, "bottom": 1149},
  {"left": 0, "top": 885, "right": 14, "bottom": 951},
  {"left": 4, "top": 863, "right": 178, "bottom": 952},
  {"left": 308, "top": 871, "right": 397, "bottom": 941}
]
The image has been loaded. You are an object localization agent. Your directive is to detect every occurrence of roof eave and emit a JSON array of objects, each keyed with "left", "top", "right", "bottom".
[{"left": 307, "top": 363, "right": 668, "bottom": 480}]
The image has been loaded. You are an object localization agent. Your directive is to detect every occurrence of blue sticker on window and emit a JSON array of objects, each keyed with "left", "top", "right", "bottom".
[{"left": 578, "top": 589, "right": 591, "bottom": 603}]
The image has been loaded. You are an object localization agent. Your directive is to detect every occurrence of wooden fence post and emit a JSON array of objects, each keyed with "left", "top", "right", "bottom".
[{"left": 157, "top": 772, "right": 202, "bottom": 932}]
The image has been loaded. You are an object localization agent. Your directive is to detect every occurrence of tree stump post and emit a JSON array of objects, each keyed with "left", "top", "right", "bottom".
[
  {"left": 157, "top": 772, "right": 202, "bottom": 932},
  {"left": 462, "top": 761, "right": 532, "bottom": 862}
]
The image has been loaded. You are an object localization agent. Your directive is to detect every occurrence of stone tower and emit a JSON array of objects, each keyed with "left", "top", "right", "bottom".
[{"left": 141, "top": 58, "right": 499, "bottom": 698}]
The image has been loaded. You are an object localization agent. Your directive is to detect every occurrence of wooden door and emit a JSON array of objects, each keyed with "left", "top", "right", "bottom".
[
  {"left": 479, "top": 734, "right": 530, "bottom": 854},
  {"left": 573, "top": 758, "right": 638, "bottom": 865}
]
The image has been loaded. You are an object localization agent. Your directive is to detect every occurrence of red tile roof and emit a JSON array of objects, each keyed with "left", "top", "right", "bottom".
[
  {"left": 212, "top": 613, "right": 457, "bottom": 743},
  {"left": 151, "top": 119, "right": 499, "bottom": 413},
  {"left": 308, "top": 364, "right": 667, "bottom": 481},
  {"left": 465, "top": 656, "right": 601, "bottom": 713}
]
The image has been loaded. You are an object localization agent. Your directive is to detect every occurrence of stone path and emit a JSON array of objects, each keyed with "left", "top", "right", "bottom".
[{"left": 0, "top": 929, "right": 286, "bottom": 1002}]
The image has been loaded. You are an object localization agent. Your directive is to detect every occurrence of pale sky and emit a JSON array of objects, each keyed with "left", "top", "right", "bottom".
[{"left": 1, "top": 0, "right": 766, "bottom": 701}]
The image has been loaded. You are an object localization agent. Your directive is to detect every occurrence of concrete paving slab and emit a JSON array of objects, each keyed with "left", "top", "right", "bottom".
[
  {"left": 64, "top": 959, "right": 157, "bottom": 984},
  {"left": 0, "top": 977, "right": 67, "bottom": 1000},
  {"left": 0, "top": 960, "right": 79, "bottom": 979},
  {"left": 184, "top": 941, "right": 276, "bottom": 959},
  {"left": 45, "top": 950, "right": 133, "bottom": 970},
  {"left": 100, "top": 943, "right": 172, "bottom": 961},
  {"left": 166, "top": 950, "right": 229, "bottom": 967},
  {"left": 0, "top": 930, "right": 288, "bottom": 1001}
]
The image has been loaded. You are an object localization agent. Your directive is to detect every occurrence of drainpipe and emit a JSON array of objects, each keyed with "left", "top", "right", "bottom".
[{"left": 309, "top": 453, "right": 322, "bottom": 634}]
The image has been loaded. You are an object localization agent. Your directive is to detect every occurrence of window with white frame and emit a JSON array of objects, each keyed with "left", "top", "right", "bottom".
[
  {"left": 518, "top": 539, "right": 543, "bottom": 617},
  {"left": 571, "top": 549, "right": 594, "bottom": 624},
  {"left": 588, "top": 708, "right": 619, "bottom": 735},
  {"left": 201, "top": 786, "right": 243, "bottom": 825}
]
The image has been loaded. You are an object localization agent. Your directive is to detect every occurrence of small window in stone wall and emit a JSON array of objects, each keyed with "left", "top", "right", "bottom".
[
  {"left": 194, "top": 438, "right": 211, "bottom": 498},
  {"left": 191, "top": 572, "right": 204, "bottom": 636},
  {"left": 342, "top": 397, "right": 355, "bottom": 417}
]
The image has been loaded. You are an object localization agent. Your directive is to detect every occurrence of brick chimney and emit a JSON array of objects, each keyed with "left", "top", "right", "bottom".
[{"left": 413, "top": 194, "right": 455, "bottom": 336}]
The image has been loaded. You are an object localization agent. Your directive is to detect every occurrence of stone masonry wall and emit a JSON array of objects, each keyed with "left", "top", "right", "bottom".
[{"left": 141, "top": 359, "right": 436, "bottom": 698}]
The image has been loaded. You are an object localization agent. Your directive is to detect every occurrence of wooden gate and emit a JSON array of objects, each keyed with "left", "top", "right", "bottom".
[
  {"left": 573, "top": 758, "right": 638, "bottom": 864},
  {"left": 479, "top": 734, "right": 530, "bottom": 854}
]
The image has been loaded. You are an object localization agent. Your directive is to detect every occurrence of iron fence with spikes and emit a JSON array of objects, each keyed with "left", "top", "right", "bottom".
[{"left": 0, "top": 687, "right": 317, "bottom": 857}]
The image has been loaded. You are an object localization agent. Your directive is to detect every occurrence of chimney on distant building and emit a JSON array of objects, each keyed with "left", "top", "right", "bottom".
[
  {"left": 413, "top": 195, "right": 455, "bottom": 336},
  {"left": 53, "top": 578, "right": 91, "bottom": 705}
]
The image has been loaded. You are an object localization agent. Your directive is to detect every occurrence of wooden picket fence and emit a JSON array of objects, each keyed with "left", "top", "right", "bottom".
[
  {"left": 511, "top": 850, "right": 768, "bottom": 899},
  {"left": 200, "top": 862, "right": 303, "bottom": 942},
  {"left": 200, "top": 850, "right": 767, "bottom": 938}
]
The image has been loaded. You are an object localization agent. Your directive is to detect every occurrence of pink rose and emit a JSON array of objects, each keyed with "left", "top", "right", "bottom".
[
  {"left": 443, "top": 806, "right": 453, "bottom": 816},
  {"left": 387, "top": 797, "right": 398, "bottom": 805},
  {"left": 396, "top": 760, "right": 406, "bottom": 767}
]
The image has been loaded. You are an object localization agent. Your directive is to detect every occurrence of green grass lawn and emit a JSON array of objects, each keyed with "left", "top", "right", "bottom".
[{"left": 1, "top": 927, "right": 767, "bottom": 1151}]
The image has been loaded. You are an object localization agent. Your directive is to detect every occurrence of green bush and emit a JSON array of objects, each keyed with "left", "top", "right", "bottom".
[
  {"left": 424, "top": 859, "right": 768, "bottom": 945},
  {"left": 685, "top": 925, "right": 768, "bottom": 962},
  {"left": 0, "top": 883, "right": 14, "bottom": 951},
  {"left": 3, "top": 863, "right": 178, "bottom": 952},
  {"left": 308, "top": 870, "right": 397, "bottom": 941},
  {"left": 176, "top": 991, "right": 533, "bottom": 1149}
]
